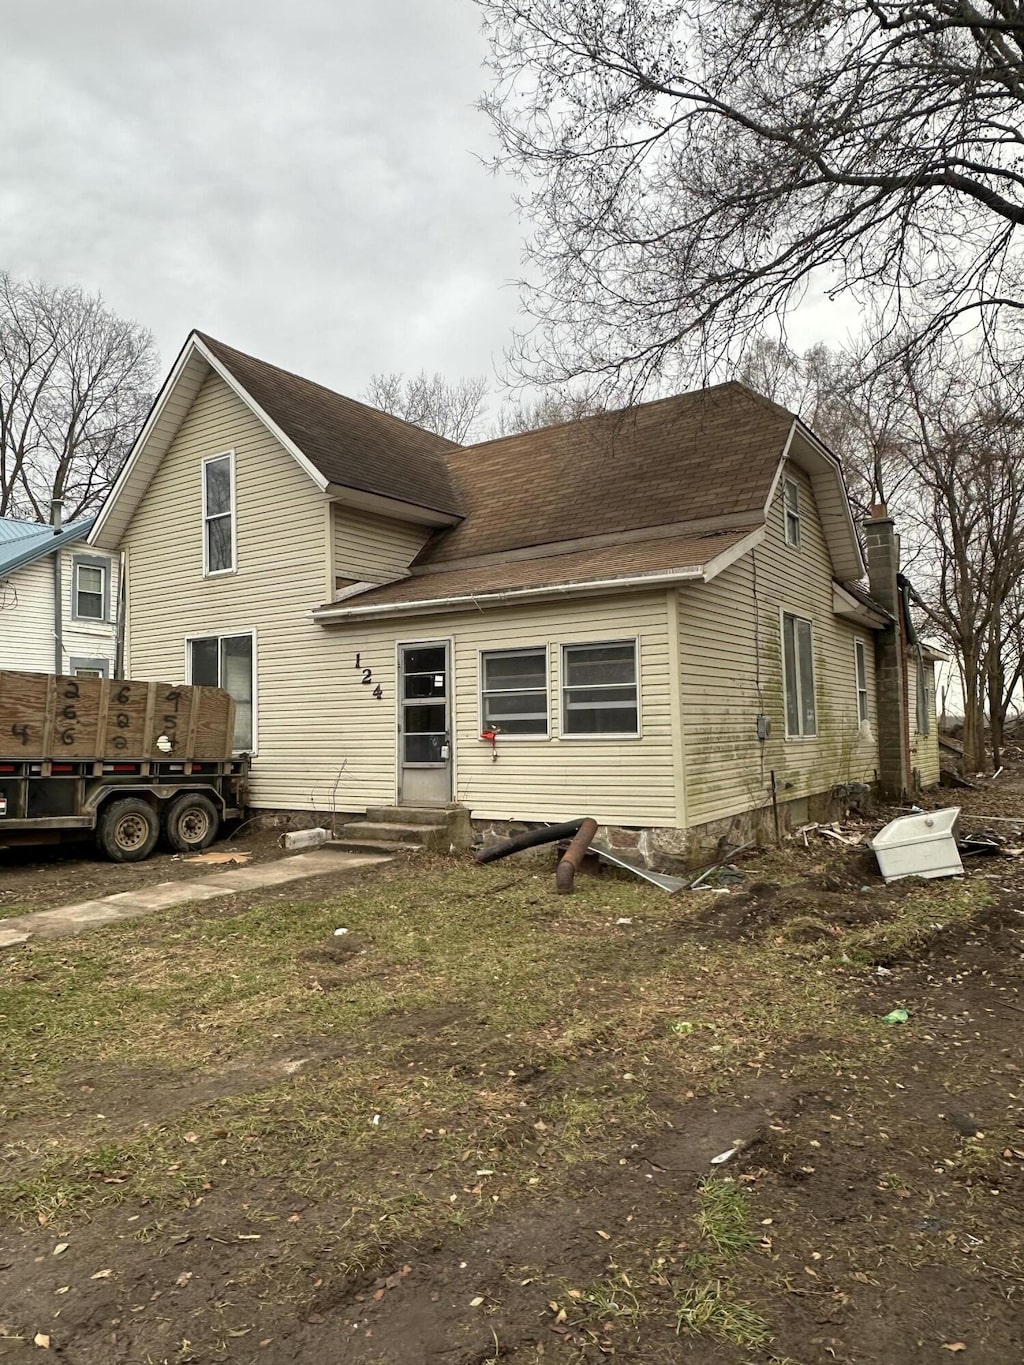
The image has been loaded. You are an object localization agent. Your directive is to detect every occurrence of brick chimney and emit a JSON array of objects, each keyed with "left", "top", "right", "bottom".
[{"left": 862, "top": 504, "right": 911, "bottom": 798}]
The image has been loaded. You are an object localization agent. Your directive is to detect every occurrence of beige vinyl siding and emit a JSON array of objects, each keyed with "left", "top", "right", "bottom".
[
  {"left": 0, "top": 559, "right": 55, "bottom": 672},
  {"left": 677, "top": 463, "right": 879, "bottom": 826},
  {"left": 121, "top": 371, "right": 339, "bottom": 808},
  {"left": 332, "top": 505, "right": 429, "bottom": 585},
  {"left": 908, "top": 656, "right": 940, "bottom": 787},
  {"left": 286, "top": 589, "right": 675, "bottom": 824}
]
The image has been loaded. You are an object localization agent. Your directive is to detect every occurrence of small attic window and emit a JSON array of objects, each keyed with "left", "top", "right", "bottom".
[{"left": 783, "top": 479, "right": 801, "bottom": 547}]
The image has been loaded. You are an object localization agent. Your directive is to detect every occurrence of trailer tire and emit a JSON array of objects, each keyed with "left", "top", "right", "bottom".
[
  {"left": 163, "top": 792, "right": 220, "bottom": 853},
  {"left": 97, "top": 797, "right": 160, "bottom": 863}
]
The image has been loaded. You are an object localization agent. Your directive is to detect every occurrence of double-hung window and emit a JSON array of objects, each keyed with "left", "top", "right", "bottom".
[
  {"left": 73, "top": 557, "right": 107, "bottom": 621},
  {"left": 188, "top": 631, "right": 255, "bottom": 752},
  {"left": 783, "top": 479, "right": 801, "bottom": 547},
  {"left": 203, "top": 452, "right": 236, "bottom": 575},
  {"left": 561, "top": 641, "right": 639, "bottom": 737},
  {"left": 854, "top": 639, "right": 870, "bottom": 724},
  {"left": 480, "top": 648, "right": 548, "bottom": 735},
  {"left": 782, "top": 613, "right": 817, "bottom": 737}
]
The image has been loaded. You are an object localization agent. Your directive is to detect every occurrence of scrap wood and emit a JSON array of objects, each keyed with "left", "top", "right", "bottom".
[{"left": 184, "top": 850, "right": 252, "bottom": 865}]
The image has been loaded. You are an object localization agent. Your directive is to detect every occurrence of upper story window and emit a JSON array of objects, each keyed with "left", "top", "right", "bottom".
[
  {"left": 72, "top": 555, "right": 107, "bottom": 621},
  {"left": 783, "top": 478, "right": 801, "bottom": 547},
  {"left": 203, "top": 452, "right": 236, "bottom": 575},
  {"left": 561, "top": 640, "right": 639, "bottom": 737},
  {"left": 782, "top": 612, "right": 817, "bottom": 737},
  {"left": 481, "top": 647, "right": 548, "bottom": 736}
]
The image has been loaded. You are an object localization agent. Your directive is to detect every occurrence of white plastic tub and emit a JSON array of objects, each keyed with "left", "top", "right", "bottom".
[{"left": 870, "top": 807, "right": 963, "bottom": 883}]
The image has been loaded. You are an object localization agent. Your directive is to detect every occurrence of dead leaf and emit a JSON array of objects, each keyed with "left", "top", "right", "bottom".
[
  {"left": 942, "top": 1346, "right": 967, "bottom": 1354},
  {"left": 175, "top": 1272, "right": 192, "bottom": 1287},
  {"left": 33, "top": 1335, "right": 50, "bottom": 1349},
  {"left": 91, "top": 1268, "right": 113, "bottom": 1279},
  {"left": 183, "top": 1132, "right": 199, "bottom": 1144},
  {"left": 596, "top": 1230, "right": 611, "bottom": 1240},
  {"left": 52, "top": 1243, "right": 68, "bottom": 1256},
  {"left": 470, "top": 1296, "right": 485, "bottom": 1307}
]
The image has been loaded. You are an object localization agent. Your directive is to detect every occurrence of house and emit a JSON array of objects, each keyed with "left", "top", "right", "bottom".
[
  {"left": 0, "top": 511, "right": 120, "bottom": 678},
  {"left": 88, "top": 331, "right": 939, "bottom": 863}
]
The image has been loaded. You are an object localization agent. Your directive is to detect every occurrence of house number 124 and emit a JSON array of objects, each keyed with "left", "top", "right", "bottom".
[{"left": 355, "top": 653, "right": 383, "bottom": 699}]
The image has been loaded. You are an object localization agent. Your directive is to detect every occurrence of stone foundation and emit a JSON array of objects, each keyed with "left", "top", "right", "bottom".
[{"left": 473, "top": 783, "right": 874, "bottom": 873}]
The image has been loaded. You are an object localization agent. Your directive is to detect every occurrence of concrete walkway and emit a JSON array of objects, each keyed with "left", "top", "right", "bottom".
[{"left": 0, "top": 849, "right": 392, "bottom": 950}]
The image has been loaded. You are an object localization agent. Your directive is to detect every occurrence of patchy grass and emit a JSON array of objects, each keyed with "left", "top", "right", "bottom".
[
  {"left": 674, "top": 1278, "right": 773, "bottom": 1348},
  {"left": 695, "top": 1175, "right": 757, "bottom": 1256},
  {"left": 0, "top": 846, "right": 1016, "bottom": 1363}
]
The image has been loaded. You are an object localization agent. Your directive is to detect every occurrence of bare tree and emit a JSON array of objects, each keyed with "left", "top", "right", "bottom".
[
  {"left": 895, "top": 343, "right": 1024, "bottom": 771},
  {"left": 362, "top": 371, "right": 489, "bottom": 442},
  {"left": 0, "top": 273, "right": 157, "bottom": 522},
  {"left": 491, "top": 388, "right": 603, "bottom": 436},
  {"left": 475, "top": 1, "right": 1024, "bottom": 393}
]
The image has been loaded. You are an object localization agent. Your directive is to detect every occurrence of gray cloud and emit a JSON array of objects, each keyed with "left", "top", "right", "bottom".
[{"left": 0, "top": 0, "right": 523, "bottom": 396}]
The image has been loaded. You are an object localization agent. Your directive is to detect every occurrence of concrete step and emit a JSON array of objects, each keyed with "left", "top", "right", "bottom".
[
  {"left": 325, "top": 837, "right": 422, "bottom": 856},
  {"left": 365, "top": 806, "right": 450, "bottom": 826},
  {"left": 347, "top": 821, "right": 444, "bottom": 844}
]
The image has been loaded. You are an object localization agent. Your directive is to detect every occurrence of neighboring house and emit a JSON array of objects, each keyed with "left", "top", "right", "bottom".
[
  {"left": 89, "top": 331, "right": 939, "bottom": 863},
  {"left": 0, "top": 513, "right": 119, "bottom": 678}
]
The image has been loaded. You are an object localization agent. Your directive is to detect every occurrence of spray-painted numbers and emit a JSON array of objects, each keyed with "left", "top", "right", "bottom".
[{"left": 11, "top": 724, "right": 30, "bottom": 746}]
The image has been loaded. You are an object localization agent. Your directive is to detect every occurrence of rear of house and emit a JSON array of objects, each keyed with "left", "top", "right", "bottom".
[{"left": 90, "top": 332, "right": 939, "bottom": 864}]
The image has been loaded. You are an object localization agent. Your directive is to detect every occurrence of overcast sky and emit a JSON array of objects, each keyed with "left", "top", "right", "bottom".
[{"left": 0, "top": 0, "right": 847, "bottom": 407}]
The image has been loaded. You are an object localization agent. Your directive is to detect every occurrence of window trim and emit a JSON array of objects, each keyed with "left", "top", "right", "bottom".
[
  {"left": 201, "top": 449, "right": 238, "bottom": 578},
  {"left": 783, "top": 478, "right": 801, "bottom": 548},
  {"left": 781, "top": 610, "right": 818, "bottom": 739},
  {"left": 69, "top": 656, "right": 110, "bottom": 678},
  {"left": 478, "top": 645, "right": 550, "bottom": 740},
  {"left": 559, "top": 637, "right": 641, "bottom": 741},
  {"left": 184, "top": 627, "right": 258, "bottom": 755},
  {"left": 71, "top": 553, "right": 110, "bottom": 623},
  {"left": 854, "top": 638, "right": 870, "bottom": 725}
]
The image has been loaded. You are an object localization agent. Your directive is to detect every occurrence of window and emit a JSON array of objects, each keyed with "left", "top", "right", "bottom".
[
  {"left": 73, "top": 557, "right": 107, "bottom": 620},
  {"left": 561, "top": 641, "right": 639, "bottom": 737},
  {"left": 481, "top": 647, "right": 548, "bottom": 736},
  {"left": 916, "top": 658, "right": 931, "bottom": 736},
  {"left": 70, "top": 656, "right": 109, "bottom": 679},
  {"left": 854, "top": 639, "right": 869, "bottom": 724},
  {"left": 203, "top": 452, "right": 236, "bottom": 574},
  {"left": 783, "top": 479, "right": 801, "bottom": 547},
  {"left": 188, "top": 631, "right": 255, "bottom": 752},
  {"left": 782, "top": 613, "right": 817, "bottom": 737}
]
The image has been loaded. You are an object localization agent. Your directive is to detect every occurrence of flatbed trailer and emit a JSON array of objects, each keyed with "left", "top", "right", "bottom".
[{"left": 0, "top": 670, "right": 248, "bottom": 861}]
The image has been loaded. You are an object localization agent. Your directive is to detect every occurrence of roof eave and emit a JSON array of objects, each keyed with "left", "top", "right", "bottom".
[
  {"left": 310, "top": 565, "right": 708, "bottom": 622},
  {"left": 0, "top": 519, "right": 95, "bottom": 576}
]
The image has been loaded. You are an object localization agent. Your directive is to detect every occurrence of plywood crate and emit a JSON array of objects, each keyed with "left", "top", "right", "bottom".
[{"left": 0, "top": 671, "right": 236, "bottom": 761}]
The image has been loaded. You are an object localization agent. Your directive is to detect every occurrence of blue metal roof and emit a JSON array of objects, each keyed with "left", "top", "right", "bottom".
[{"left": 0, "top": 515, "right": 96, "bottom": 576}]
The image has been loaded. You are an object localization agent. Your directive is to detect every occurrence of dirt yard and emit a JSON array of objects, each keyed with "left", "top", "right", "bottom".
[
  {"left": 0, "top": 825, "right": 291, "bottom": 917},
  {"left": 1, "top": 782, "right": 1023, "bottom": 1364}
]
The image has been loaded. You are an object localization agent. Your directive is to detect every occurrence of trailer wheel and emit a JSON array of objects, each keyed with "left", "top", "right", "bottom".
[
  {"left": 163, "top": 793, "right": 220, "bottom": 853},
  {"left": 97, "top": 797, "right": 160, "bottom": 863}
]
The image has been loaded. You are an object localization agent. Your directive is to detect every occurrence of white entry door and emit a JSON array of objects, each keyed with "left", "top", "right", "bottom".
[{"left": 398, "top": 641, "right": 452, "bottom": 807}]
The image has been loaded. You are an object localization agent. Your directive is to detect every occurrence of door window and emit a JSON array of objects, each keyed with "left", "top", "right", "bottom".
[{"left": 401, "top": 645, "right": 448, "bottom": 765}]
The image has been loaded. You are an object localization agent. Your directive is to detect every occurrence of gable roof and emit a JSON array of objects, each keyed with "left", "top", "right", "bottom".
[
  {"left": 90, "top": 331, "right": 463, "bottom": 549},
  {"left": 0, "top": 516, "right": 95, "bottom": 577},
  {"left": 316, "top": 381, "right": 864, "bottom": 616},
  {"left": 416, "top": 383, "right": 793, "bottom": 567},
  {"left": 194, "top": 334, "right": 463, "bottom": 515}
]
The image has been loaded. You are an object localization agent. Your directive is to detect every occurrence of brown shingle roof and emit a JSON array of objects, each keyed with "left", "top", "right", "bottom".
[
  {"left": 314, "top": 529, "right": 754, "bottom": 616},
  {"left": 415, "top": 382, "right": 794, "bottom": 566},
  {"left": 196, "top": 332, "right": 463, "bottom": 515}
]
